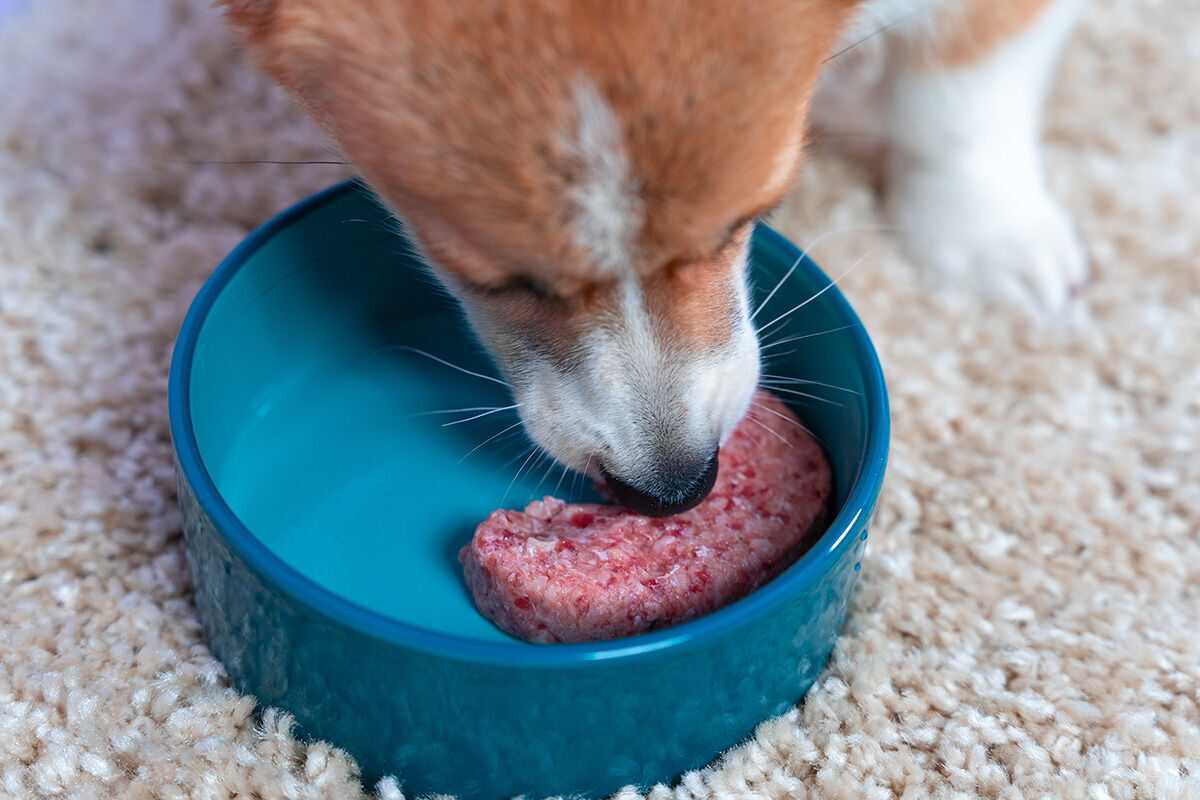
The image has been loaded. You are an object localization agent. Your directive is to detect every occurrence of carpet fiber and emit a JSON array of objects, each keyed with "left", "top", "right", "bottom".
[{"left": 1, "top": 1, "right": 1197, "bottom": 797}]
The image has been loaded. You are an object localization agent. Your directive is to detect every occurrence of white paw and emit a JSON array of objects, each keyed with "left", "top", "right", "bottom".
[{"left": 887, "top": 168, "right": 1089, "bottom": 312}]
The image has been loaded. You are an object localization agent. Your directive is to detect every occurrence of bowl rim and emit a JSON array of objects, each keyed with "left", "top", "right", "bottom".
[{"left": 168, "top": 179, "right": 890, "bottom": 667}]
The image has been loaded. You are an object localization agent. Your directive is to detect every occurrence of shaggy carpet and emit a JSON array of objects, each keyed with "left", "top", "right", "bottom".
[{"left": 1, "top": 0, "right": 1197, "bottom": 797}]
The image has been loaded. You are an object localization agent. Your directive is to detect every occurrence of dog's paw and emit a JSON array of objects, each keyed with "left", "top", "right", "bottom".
[{"left": 887, "top": 167, "right": 1088, "bottom": 312}]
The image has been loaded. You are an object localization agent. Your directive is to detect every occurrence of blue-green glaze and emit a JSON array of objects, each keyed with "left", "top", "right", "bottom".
[{"left": 168, "top": 180, "right": 889, "bottom": 799}]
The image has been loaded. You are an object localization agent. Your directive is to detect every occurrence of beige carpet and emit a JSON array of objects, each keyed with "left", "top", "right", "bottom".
[{"left": 2, "top": 0, "right": 1198, "bottom": 797}]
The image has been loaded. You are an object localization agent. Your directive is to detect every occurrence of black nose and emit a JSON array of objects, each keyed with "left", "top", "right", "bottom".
[{"left": 601, "top": 448, "right": 720, "bottom": 517}]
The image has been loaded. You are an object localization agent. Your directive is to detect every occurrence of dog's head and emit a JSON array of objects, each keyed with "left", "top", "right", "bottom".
[{"left": 223, "top": 0, "right": 852, "bottom": 513}]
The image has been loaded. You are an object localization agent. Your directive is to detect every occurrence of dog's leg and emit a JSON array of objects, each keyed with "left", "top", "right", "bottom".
[{"left": 880, "top": 0, "right": 1087, "bottom": 310}]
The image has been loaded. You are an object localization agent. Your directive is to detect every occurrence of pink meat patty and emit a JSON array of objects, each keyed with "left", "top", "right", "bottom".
[{"left": 459, "top": 390, "right": 833, "bottom": 643}]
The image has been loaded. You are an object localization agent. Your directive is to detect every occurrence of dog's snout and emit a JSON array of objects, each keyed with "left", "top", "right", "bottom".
[{"left": 601, "top": 447, "right": 720, "bottom": 517}]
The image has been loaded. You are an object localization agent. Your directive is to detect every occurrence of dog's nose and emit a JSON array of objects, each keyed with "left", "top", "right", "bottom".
[{"left": 601, "top": 447, "right": 720, "bottom": 517}]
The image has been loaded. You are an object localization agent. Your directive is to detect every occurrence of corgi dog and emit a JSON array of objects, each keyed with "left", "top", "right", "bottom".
[{"left": 220, "top": 0, "right": 1085, "bottom": 515}]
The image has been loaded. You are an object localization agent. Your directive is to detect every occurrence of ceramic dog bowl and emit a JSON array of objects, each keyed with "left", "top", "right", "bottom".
[{"left": 168, "top": 180, "right": 889, "bottom": 800}]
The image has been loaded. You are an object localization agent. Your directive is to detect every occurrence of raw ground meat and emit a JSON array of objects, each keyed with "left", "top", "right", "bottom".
[{"left": 459, "top": 390, "right": 833, "bottom": 643}]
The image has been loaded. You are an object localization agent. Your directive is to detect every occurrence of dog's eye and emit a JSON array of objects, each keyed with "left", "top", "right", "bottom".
[
  {"left": 508, "top": 275, "right": 554, "bottom": 299},
  {"left": 715, "top": 202, "right": 782, "bottom": 257},
  {"left": 715, "top": 215, "right": 758, "bottom": 255},
  {"left": 474, "top": 275, "right": 556, "bottom": 301}
]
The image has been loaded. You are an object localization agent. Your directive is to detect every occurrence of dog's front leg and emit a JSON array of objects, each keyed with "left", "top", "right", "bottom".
[{"left": 880, "top": 0, "right": 1088, "bottom": 311}]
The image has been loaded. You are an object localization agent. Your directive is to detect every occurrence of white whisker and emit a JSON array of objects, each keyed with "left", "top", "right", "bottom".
[
  {"left": 458, "top": 420, "right": 524, "bottom": 464},
  {"left": 442, "top": 404, "right": 523, "bottom": 426},
  {"left": 497, "top": 442, "right": 538, "bottom": 471},
  {"left": 410, "top": 404, "right": 514, "bottom": 419},
  {"left": 759, "top": 385, "right": 844, "bottom": 408},
  {"left": 414, "top": 406, "right": 496, "bottom": 416},
  {"left": 378, "top": 345, "right": 509, "bottom": 387},
  {"left": 753, "top": 400, "right": 803, "bottom": 430},
  {"left": 761, "top": 374, "right": 861, "bottom": 397},
  {"left": 760, "top": 323, "right": 860, "bottom": 350},
  {"left": 526, "top": 451, "right": 553, "bottom": 496},
  {"left": 552, "top": 462, "right": 571, "bottom": 499},
  {"left": 756, "top": 251, "right": 872, "bottom": 339},
  {"left": 573, "top": 454, "right": 594, "bottom": 498},
  {"left": 751, "top": 253, "right": 804, "bottom": 323},
  {"left": 536, "top": 454, "right": 562, "bottom": 494},
  {"left": 752, "top": 401, "right": 827, "bottom": 449},
  {"left": 502, "top": 447, "right": 541, "bottom": 506},
  {"left": 744, "top": 414, "right": 791, "bottom": 447},
  {"left": 750, "top": 224, "right": 898, "bottom": 322}
]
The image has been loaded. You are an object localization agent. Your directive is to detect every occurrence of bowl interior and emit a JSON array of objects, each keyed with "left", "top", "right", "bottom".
[{"left": 183, "top": 182, "right": 880, "bottom": 645}]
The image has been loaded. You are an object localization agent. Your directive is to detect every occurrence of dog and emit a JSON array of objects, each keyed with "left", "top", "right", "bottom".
[{"left": 219, "top": 0, "right": 1085, "bottom": 515}]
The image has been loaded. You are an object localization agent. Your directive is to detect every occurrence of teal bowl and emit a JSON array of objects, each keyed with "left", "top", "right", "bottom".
[{"left": 169, "top": 180, "right": 889, "bottom": 799}]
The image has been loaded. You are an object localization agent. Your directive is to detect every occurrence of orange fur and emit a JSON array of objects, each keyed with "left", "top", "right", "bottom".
[
  {"left": 220, "top": 0, "right": 1059, "bottom": 361},
  {"left": 644, "top": 224, "right": 753, "bottom": 352},
  {"left": 217, "top": 0, "right": 1077, "bottom": 498},
  {"left": 220, "top": 1, "right": 853, "bottom": 292},
  {"left": 451, "top": 223, "right": 750, "bottom": 371}
]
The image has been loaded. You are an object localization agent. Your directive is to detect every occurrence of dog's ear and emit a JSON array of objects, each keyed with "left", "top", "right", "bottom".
[
  {"left": 216, "top": 0, "right": 338, "bottom": 137},
  {"left": 219, "top": 0, "right": 276, "bottom": 33},
  {"left": 216, "top": 0, "right": 325, "bottom": 88}
]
